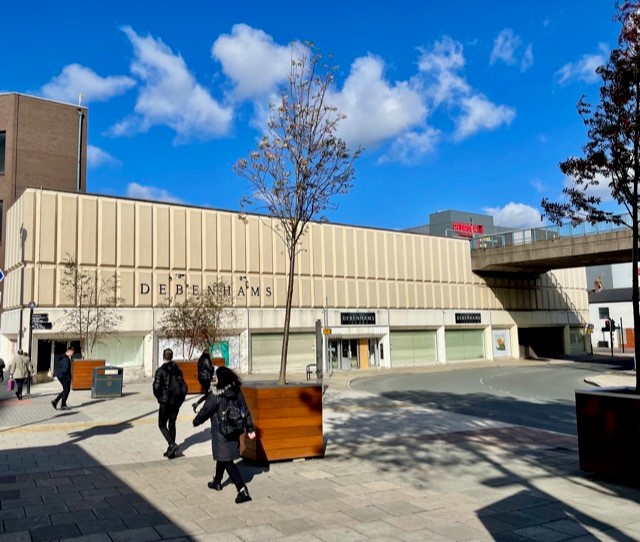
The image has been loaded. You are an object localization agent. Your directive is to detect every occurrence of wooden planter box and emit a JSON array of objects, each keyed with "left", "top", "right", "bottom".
[
  {"left": 71, "top": 360, "right": 106, "bottom": 390},
  {"left": 241, "top": 382, "right": 324, "bottom": 462},
  {"left": 576, "top": 387, "right": 640, "bottom": 482}
]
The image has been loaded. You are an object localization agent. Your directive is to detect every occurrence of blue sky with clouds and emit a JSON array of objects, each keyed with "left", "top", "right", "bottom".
[{"left": 2, "top": 1, "right": 621, "bottom": 230}]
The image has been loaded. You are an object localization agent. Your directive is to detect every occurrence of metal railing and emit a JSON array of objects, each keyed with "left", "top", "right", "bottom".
[{"left": 469, "top": 214, "right": 630, "bottom": 250}]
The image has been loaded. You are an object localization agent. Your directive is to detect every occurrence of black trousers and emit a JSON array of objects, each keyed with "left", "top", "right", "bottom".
[
  {"left": 14, "top": 378, "right": 26, "bottom": 398},
  {"left": 158, "top": 404, "right": 179, "bottom": 446},
  {"left": 53, "top": 378, "right": 71, "bottom": 407},
  {"left": 214, "top": 460, "right": 245, "bottom": 491}
]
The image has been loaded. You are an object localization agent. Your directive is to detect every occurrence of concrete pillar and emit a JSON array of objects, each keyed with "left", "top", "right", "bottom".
[
  {"left": 563, "top": 325, "right": 571, "bottom": 355},
  {"left": 436, "top": 325, "right": 446, "bottom": 364},
  {"left": 510, "top": 326, "right": 520, "bottom": 359},
  {"left": 484, "top": 326, "right": 494, "bottom": 361}
]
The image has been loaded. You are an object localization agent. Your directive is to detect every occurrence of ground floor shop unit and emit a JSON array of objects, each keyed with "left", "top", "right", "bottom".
[{"left": 0, "top": 188, "right": 590, "bottom": 378}]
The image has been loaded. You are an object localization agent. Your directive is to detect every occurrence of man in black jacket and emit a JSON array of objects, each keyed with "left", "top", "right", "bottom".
[
  {"left": 152, "top": 348, "right": 186, "bottom": 459},
  {"left": 51, "top": 346, "right": 74, "bottom": 410},
  {"left": 192, "top": 350, "right": 216, "bottom": 413}
]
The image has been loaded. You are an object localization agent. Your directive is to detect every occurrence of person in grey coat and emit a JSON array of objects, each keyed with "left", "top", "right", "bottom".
[{"left": 193, "top": 366, "right": 256, "bottom": 504}]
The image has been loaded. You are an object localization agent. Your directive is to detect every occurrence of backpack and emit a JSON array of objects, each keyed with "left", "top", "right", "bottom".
[
  {"left": 167, "top": 370, "right": 188, "bottom": 407},
  {"left": 218, "top": 397, "right": 246, "bottom": 438}
]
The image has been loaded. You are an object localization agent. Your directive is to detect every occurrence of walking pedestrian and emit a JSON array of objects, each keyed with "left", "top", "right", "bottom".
[
  {"left": 193, "top": 366, "right": 256, "bottom": 504},
  {"left": 22, "top": 351, "right": 33, "bottom": 394},
  {"left": 51, "top": 346, "right": 74, "bottom": 410},
  {"left": 0, "top": 358, "right": 5, "bottom": 382},
  {"left": 152, "top": 348, "right": 187, "bottom": 459},
  {"left": 7, "top": 349, "right": 30, "bottom": 400},
  {"left": 192, "top": 350, "right": 216, "bottom": 413}
]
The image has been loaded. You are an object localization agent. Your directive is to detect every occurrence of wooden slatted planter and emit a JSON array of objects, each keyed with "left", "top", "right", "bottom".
[
  {"left": 71, "top": 360, "right": 106, "bottom": 390},
  {"left": 240, "top": 382, "right": 324, "bottom": 462},
  {"left": 175, "top": 361, "right": 200, "bottom": 394}
]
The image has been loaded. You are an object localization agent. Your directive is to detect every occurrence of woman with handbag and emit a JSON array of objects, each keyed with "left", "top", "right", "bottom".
[{"left": 8, "top": 349, "right": 31, "bottom": 400}]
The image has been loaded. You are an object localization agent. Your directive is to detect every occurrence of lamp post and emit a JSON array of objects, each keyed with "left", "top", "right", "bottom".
[
  {"left": 27, "top": 301, "right": 36, "bottom": 356},
  {"left": 27, "top": 301, "right": 36, "bottom": 394}
]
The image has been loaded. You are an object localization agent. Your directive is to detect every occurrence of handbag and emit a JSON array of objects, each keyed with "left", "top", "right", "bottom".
[{"left": 7, "top": 378, "right": 15, "bottom": 392}]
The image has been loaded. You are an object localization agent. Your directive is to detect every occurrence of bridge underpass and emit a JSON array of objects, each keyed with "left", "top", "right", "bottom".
[{"left": 469, "top": 225, "right": 632, "bottom": 359}]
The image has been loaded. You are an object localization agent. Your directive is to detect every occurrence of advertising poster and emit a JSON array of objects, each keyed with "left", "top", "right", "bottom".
[{"left": 492, "top": 329, "right": 511, "bottom": 358}]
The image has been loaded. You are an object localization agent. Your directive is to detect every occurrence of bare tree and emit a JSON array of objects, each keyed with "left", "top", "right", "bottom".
[
  {"left": 541, "top": 2, "right": 640, "bottom": 391},
  {"left": 59, "top": 255, "right": 123, "bottom": 359},
  {"left": 158, "top": 281, "right": 231, "bottom": 361},
  {"left": 234, "top": 46, "right": 361, "bottom": 384}
]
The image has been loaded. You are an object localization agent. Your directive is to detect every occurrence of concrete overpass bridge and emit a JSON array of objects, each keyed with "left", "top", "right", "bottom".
[{"left": 470, "top": 220, "right": 633, "bottom": 275}]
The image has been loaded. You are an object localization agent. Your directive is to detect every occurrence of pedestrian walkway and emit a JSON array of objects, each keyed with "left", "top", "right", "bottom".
[{"left": 0, "top": 366, "right": 639, "bottom": 541}]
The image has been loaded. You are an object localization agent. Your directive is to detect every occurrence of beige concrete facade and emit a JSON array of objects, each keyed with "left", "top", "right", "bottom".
[{"left": 0, "top": 188, "right": 589, "bottom": 378}]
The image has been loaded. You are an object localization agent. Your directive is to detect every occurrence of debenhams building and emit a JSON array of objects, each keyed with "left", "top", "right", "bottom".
[{"left": 0, "top": 188, "right": 588, "bottom": 379}]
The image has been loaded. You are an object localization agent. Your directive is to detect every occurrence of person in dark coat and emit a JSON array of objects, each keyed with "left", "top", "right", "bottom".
[
  {"left": 193, "top": 366, "right": 256, "bottom": 504},
  {"left": 153, "top": 348, "right": 186, "bottom": 459},
  {"left": 51, "top": 346, "right": 74, "bottom": 410},
  {"left": 192, "top": 350, "right": 216, "bottom": 413}
]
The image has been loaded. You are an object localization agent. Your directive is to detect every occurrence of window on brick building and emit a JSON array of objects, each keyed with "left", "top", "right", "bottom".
[{"left": 0, "top": 131, "right": 5, "bottom": 174}]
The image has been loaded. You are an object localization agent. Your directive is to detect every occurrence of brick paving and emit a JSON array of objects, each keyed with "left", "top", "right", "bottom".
[{"left": 0, "top": 365, "right": 639, "bottom": 541}]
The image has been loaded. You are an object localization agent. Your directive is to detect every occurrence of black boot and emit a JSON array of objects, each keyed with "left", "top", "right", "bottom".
[
  {"left": 235, "top": 487, "right": 252, "bottom": 504},
  {"left": 207, "top": 479, "right": 222, "bottom": 491}
]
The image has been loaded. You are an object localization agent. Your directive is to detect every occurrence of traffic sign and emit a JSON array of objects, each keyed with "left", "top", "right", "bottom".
[{"left": 0, "top": 269, "right": 4, "bottom": 282}]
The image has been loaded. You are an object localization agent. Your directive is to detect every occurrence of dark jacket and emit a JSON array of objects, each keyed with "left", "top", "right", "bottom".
[
  {"left": 55, "top": 354, "right": 72, "bottom": 380},
  {"left": 193, "top": 383, "right": 255, "bottom": 462},
  {"left": 153, "top": 361, "right": 185, "bottom": 407},
  {"left": 197, "top": 353, "right": 215, "bottom": 384}
]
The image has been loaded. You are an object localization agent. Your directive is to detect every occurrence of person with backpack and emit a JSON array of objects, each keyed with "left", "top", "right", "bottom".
[
  {"left": 193, "top": 366, "right": 256, "bottom": 504},
  {"left": 192, "top": 350, "right": 216, "bottom": 413},
  {"left": 153, "top": 348, "right": 188, "bottom": 459}
]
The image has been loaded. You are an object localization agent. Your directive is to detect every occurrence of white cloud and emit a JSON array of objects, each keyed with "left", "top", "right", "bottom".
[
  {"left": 484, "top": 202, "right": 543, "bottom": 229},
  {"left": 378, "top": 128, "right": 440, "bottom": 164},
  {"left": 331, "top": 55, "right": 428, "bottom": 149},
  {"left": 530, "top": 178, "right": 546, "bottom": 192},
  {"left": 87, "top": 145, "right": 120, "bottom": 168},
  {"left": 490, "top": 29, "right": 521, "bottom": 66},
  {"left": 211, "top": 24, "right": 294, "bottom": 100},
  {"left": 489, "top": 29, "right": 533, "bottom": 72},
  {"left": 126, "top": 182, "right": 182, "bottom": 203},
  {"left": 417, "top": 37, "right": 516, "bottom": 140},
  {"left": 454, "top": 94, "right": 516, "bottom": 140},
  {"left": 40, "top": 64, "right": 135, "bottom": 104},
  {"left": 556, "top": 43, "right": 608, "bottom": 85},
  {"left": 563, "top": 172, "right": 613, "bottom": 201},
  {"left": 112, "top": 26, "right": 234, "bottom": 142},
  {"left": 521, "top": 44, "right": 534, "bottom": 72}
]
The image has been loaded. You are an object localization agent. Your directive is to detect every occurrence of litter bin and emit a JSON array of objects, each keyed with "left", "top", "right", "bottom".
[{"left": 91, "top": 366, "right": 123, "bottom": 398}]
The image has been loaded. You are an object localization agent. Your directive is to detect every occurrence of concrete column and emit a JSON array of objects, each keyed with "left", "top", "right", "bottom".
[
  {"left": 510, "top": 326, "right": 520, "bottom": 359},
  {"left": 484, "top": 326, "right": 494, "bottom": 361},
  {"left": 563, "top": 325, "right": 571, "bottom": 355},
  {"left": 436, "top": 325, "right": 446, "bottom": 364}
]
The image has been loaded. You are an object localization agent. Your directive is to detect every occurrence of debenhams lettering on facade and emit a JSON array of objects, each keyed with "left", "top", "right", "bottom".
[{"left": 139, "top": 282, "right": 272, "bottom": 298}]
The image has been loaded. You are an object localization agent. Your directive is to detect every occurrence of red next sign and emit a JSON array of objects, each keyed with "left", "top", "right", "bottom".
[{"left": 452, "top": 222, "right": 485, "bottom": 237}]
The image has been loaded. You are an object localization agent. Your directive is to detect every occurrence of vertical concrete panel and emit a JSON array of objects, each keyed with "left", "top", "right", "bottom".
[
  {"left": 313, "top": 277, "right": 323, "bottom": 307},
  {"left": 357, "top": 278, "right": 367, "bottom": 308},
  {"left": 247, "top": 217, "right": 260, "bottom": 274},
  {"left": 37, "top": 267, "right": 55, "bottom": 306},
  {"left": 311, "top": 223, "right": 323, "bottom": 277},
  {"left": 260, "top": 219, "right": 273, "bottom": 275},
  {"left": 388, "top": 281, "right": 398, "bottom": 308},
  {"left": 99, "top": 199, "right": 117, "bottom": 267},
  {"left": 78, "top": 197, "right": 97, "bottom": 266},
  {"left": 187, "top": 209, "right": 202, "bottom": 271},
  {"left": 170, "top": 207, "right": 186, "bottom": 270},
  {"left": 376, "top": 231, "right": 386, "bottom": 280},
  {"left": 298, "top": 227, "right": 311, "bottom": 277},
  {"left": 365, "top": 230, "right": 376, "bottom": 280},
  {"left": 335, "top": 279, "right": 345, "bottom": 307},
  {"left": 334, "top": 228, "right": 345, "bottom": 278},
  {"left": 414, "top": 237, "right": 424, "bottom": 283},
  {"left": 136, "top": 271, "right": 153, "bottom": 307},
  {"left": 367, "top": 281, "right": 377, "bottom": 307},
  {"left": 323, "top": 227, "right": 334, "bottom": 277},
  {"left": 203, "top": 211, "right": 217, "bottom": 272},
  {"left": 405, "top": 236, "right": 415, "bottom": 281},
  {"left": 261, "top": 276, "right": 274, "bottom": 308},
  {"left": 118, "top": 201, "right": 135, "bottom": 268},
  {"left": 57, "top": 194, "right": 78, "bottom": 262},
  {"left": 299, "top": 277, "right": 312, "bottom": 307},
  {"left": 355, "top": 229, "right": 365, "bottom": 279},
  {"left": 38, "top": 192, "right": 57, "bottom": 264},
  {"left": 136, "top": 204, "right": 153, "bottom": 269},
  {"left": 232, "top": 213, "right": 246, "bottom": 273},
  {"left": 154, "top": 207, "right": 170, "bottom": 269},
  {"left": 345, "top": 227, "right": 356, "bottom": 279}
]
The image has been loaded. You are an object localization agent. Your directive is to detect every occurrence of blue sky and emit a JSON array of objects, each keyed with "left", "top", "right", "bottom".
[{"left": 2, "top": 1, "right": 621, "bottom": 231}]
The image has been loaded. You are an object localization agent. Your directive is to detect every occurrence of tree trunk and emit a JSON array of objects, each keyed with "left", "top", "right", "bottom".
[{"left": 278, "top": 247, "right": 297, "bottom": 385}]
